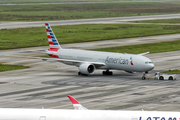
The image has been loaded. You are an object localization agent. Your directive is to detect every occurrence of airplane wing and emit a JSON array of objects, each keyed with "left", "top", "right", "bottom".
[
  {"left": 137, "top": 52, "right": 150, "bottom": 56},
  {"left": 4, "top": 54, "right": 105, "bottom": 66},
  {"left": 67, "top": 95, "right": 88, "bottom": 110},
  {"left": 42, "top": 58, "right": 106, "bottom": 66}
]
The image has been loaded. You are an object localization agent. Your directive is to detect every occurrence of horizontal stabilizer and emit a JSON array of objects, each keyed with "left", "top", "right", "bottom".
[
  {"left": 67, "top": 95, "right": 88, "bottom": 110},
  {"left": 45, "top": 50, "right": 54, "bottom": 55},
  {"left": 138, "top": 52, "right": 150, "bottom": 56}
]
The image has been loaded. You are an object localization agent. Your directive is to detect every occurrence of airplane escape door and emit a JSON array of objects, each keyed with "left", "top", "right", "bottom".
[{"left": 39, "top": 116, "right": 46, "bottom": 120}]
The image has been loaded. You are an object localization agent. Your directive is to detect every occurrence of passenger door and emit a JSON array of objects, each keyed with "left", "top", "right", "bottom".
[{"left": 39, "top": 116, "right": 46, "bottom": 120}]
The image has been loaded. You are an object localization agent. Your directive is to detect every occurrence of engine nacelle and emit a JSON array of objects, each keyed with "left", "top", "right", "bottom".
[{"left": 79, "top": 63, "right": 95, "bottom": 75}]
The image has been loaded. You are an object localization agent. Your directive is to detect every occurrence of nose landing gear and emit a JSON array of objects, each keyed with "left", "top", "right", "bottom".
[{"left": 142, "top": 71, "right": 148, "bottom": 80}]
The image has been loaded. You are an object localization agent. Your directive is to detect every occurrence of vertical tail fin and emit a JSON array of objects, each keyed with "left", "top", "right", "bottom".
[
  {"left": 45, "top": 23, "right": 61, "bottom": 52},
  {"left": 67, "top": 95, "right": 88, "bottom": 110}
]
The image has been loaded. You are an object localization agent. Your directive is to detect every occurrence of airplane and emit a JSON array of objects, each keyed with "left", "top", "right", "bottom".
[
  {"left": 44, "top": 23, "right": 154, "bottom": 79},
  {"left": 0, "top": 95, "right": 179, "bottom": 120}
]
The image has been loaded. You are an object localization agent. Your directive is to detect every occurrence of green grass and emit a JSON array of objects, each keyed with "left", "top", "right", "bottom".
[
  {"left": 0, "top": 0, "right": 90, "bottom": 3},
  {"left": 0, "top": 64, "right": 29, "bottom": 72},
  {"left": 94, "top": 40, "right": 180, "bottom": 54},
  {"left": 162, "top": 69, "right": 180, "bottom": 74},
  {"left": 0, "top": 0, "right": 147, "bottom": 3},
  {"left": 41, "top": 55, "right": 51, "bottom": 58},
  {"left": 0, "top": 10, "right": 123, "bottom": 21},
  {"left": 135, "top": 18, "right": 180, "bottom": 24},
  {"left": 1, "top": 2, "right": 180, "bottom": 21},
  {"left": 1, "top": 24, "right": 180, "bottom": 50},
  {"left": 1, "top": 0, "right": 178, "bottom": 3}
]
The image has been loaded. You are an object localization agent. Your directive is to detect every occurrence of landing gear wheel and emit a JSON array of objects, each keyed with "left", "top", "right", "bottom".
[
  {"left": 78, "top": 72, "right": 89, "bottom": 76},
  {"left": 102, "top": 70, "right": 113, "bottom": 75},
  {"left": 78, "top": 72, "right": 82, "bottom": 75},
  {"left": 106, "top": 71, "right": 113, "bottom": 75},
  {"left": 142, "top": 72, "right": 147, "bottom": 80},
  {"left": 102, "top": 71, "right": 106, "bottom": 75}
]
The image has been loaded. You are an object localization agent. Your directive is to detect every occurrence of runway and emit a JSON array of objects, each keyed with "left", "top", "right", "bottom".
[
  {"left": 1, "top": 14, "right": 180, "bottom": 29},
  {"left": 0, "top": 14, "right": 180, "bottom": 111}
]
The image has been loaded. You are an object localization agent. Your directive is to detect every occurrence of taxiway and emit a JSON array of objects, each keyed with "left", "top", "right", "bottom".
[{"left": 0, "top": 44, "right": 179, "bottom": 111}]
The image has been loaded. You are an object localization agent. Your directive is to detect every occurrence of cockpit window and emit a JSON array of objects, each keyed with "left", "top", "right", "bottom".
[{"left": 145, "top": 61, "right": 153, "bottom": 64}]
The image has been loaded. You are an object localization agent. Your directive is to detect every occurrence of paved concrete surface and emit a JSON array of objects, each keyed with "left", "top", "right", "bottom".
[
  {"left": 0, "top": 46, "right": 179, "bottom": 111},
  {"left": 1, "top": 14, "right": 180, "bottom": 29},
  {"left": 0, "top": 14, "right": 180, "bottom": 111}
]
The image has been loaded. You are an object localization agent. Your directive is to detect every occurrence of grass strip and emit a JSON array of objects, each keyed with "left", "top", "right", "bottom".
[
  {"left": 162, "top": 69, "right": 180, "bottom": 74},
  {"left": 135, "top": 18, "right": 180, "bottom": 24},
  {"left": 1, "top": 2, "right": 180, "bottom": 21},
  {"left": 41, "top": 55, "right": 51, "bottom": 58},
  {"left": 1, "top": 0, "right": 175, "bottom": 3},
  {"left": 1, "top": 24, "right": 180, "bottom": 50},
  {"left": 94, "top": 40, "right": 180, "bottom": 54},
  {"left": 0, "top": 64, "right": 29, "bottom": 72}
]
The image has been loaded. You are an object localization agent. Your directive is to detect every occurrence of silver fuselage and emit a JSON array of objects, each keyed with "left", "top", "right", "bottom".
[{"left": 56, "top": 49, "right": 154, "bottom": 72}]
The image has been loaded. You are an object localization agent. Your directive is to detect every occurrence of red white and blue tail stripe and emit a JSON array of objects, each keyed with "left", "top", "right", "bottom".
[{"left": 45, "top": 23, "right": 61, "bottom": 52}]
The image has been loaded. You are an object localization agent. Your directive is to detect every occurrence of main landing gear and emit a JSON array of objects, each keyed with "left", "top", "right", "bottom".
[
  {"left": 102, "top": 69, "right": 113, "bottom": 75},
  {"left": 78, "top": 72, "right": 88, "bottom": 76},
  {"left": 78, "top": 72, "right": 82, "bottom": 75},
  {"left": 142, "top": 71, "right": 148, "bottom": 80}
]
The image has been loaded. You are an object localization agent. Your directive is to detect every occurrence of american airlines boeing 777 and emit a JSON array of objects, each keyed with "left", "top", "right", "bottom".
[
  {"left": 45, "top": 23, "right": 154, "bottom": 79},
  {"left": 0, "top": 95, "right": 179, "bottom": 120}
]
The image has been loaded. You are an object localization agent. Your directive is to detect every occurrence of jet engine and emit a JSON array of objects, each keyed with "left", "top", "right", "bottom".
[{"left": 78, "top": 63, "right": 95, "bottom": 75}]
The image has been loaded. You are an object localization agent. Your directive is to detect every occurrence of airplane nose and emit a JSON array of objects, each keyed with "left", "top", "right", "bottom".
[{"left": 149, "top": 63, "right": 154, "bottom": 70}]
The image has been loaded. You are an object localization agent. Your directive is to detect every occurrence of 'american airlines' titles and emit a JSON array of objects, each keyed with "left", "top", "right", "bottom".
[{"left": 105, "top": 56, "right": 129, "bottom": 65}]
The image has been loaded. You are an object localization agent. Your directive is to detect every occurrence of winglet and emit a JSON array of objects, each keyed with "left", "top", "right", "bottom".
[
  {"left": 67, "top": 95, "right": 80, "bottom": 104},
  {"left": 67, "top": 95, "right": 88, "bottom": 110}
]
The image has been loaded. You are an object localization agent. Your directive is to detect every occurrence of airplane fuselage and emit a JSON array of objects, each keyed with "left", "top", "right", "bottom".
[
  {"left": 55, "top": 49, "right": 154, "bottom": 72},
  {"left": 0, "top": 108, "right": 179, "bottom": 120}
]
